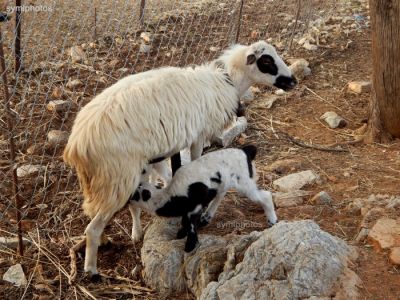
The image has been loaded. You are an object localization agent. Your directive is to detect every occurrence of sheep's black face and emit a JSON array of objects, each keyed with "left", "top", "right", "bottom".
[
  {"left": 274, "top": 75, "right": 297, "bottom": 91},
  {"left": 246, "top": 41, "right": 297, "bottom": 91}
]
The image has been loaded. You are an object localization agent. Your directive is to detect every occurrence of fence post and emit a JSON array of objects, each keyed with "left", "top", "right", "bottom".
[
  {"left": 139, "top": 0, "right": 146, "bottom": 26},
  {"left": 15, "top": 0, "right": 22, "bottom": 73},
  {"left": 0, "top": 29, "right": 24, "bottom": 256},
  {"left": 235, "top": 0, "right": 244, "bottom": 43}
]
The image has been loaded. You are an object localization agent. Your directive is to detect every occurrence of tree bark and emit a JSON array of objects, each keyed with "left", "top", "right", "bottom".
[{"left": 366, "top": 0, "right": 400, "bottom": 142}]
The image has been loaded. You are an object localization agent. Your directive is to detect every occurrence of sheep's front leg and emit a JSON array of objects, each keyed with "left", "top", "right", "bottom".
[
  {"left": 190, "top": 140, "right": 204, "bottom": 161},
  {"left": 199, "top": 192, "right": 226, "bottom": 227},
  {"left": 152, "top": 161, "right": 172, "bottom": 185},
  {"left": 128, "top": 204, "right": 143, "bottom": 242},
  {"left": 184, "top": 213, "right": 200, "bottom": 252}
]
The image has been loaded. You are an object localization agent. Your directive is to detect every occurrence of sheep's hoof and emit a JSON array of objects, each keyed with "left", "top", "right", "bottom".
[
  {"left": 267, "top": 220, "right": 278, "bottom": 228},
  {"left": 198, "top": 219, "right": 209, "bottom": 228},
  {"left": 176, "top": 228, "right": 187, "bottom": 239},
  {"left": 184, "top": 240, "right": 199, "bottom": 252},
  {"left": 84, "top": 272, "right": 102, "bottom": 283}
]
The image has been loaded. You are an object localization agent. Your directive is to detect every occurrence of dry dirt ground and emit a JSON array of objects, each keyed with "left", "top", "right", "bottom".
[{"left": 0, "top": 0, "right": 399, "bottom": 299}]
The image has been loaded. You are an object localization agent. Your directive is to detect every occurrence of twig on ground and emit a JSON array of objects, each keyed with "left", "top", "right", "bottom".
[
  {"left": 281, "top": 132, "right": 350, "bottom": 152},
  {"left": 69, "top": 238, "right": 86, "bottom": 284}
]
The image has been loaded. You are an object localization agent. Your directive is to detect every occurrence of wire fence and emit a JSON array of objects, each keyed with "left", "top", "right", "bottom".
[{"left": 0, "top": 0, "right": 340, "bottom": 291}]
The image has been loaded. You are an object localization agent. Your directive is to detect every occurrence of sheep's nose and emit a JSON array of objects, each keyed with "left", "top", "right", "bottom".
[{"left": 274, "top": 75, "right": 297, "bottom": 91}]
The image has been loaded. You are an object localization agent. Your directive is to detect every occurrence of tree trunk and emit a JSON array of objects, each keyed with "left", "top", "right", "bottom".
[{"left": 366, "top": 0, "right": 400, "bottom": 142}]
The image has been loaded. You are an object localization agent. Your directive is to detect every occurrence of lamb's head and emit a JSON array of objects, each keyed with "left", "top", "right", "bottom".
[{"left": 245, "top": 41, "right": 297, "bottom": 91}]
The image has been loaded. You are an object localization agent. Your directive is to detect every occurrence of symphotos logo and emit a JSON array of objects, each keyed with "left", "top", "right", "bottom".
[{"left": 7, "top": 5, "right": 53, "bottom": 13}]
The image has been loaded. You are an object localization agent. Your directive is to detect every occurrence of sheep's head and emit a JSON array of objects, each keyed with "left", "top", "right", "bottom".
[{"left": 245, "top": 41, "right": 297, "bottom": 91}]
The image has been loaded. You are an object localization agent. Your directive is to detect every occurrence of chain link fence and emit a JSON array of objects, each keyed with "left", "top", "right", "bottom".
[{"left": 0, "top": 0, "right": 340, "bottom": 296}]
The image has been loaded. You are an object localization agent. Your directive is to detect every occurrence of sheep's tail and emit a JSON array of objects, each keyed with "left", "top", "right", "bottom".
[{"left": 63, "top": 115, "right": 145, "bottom": 219}]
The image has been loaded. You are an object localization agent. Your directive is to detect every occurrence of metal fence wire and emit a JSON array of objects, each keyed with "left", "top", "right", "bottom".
[{"left": 0, "top": 0, "right": 339, "bottom": 277}]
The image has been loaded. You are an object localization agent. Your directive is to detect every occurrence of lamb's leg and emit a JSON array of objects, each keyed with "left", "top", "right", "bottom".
[
  {"left": 177, "top": 215, "right": 190, "bottom": 239},
  {"left": 84, "top": 211, "right": 115, "bottom": 278},
  {"left": 241, "top": 182, "right": 277, "bottom": 226},
  {"left": 128, "top": 204, "right": 143, "bottom": 242},
  {"left": 184, "top": 213, "right": 200, "bottom": 252},
  {"left": 190, "top": 140, "right": 204, "bottom": 161},
  {"left": 199, "top": 192, "right": 226, "bottom": 227},
  {"left": 153, "top": 160, "right": 172, "bottom": 185}
]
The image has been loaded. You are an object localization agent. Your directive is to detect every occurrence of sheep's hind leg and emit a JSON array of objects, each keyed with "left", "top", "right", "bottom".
[
  {"left": 243, "top": 185, "right": 277, "bottom": 226},
  {"left": 199, "top": 192, "right": 226, "bottom": 227},
  {"left": 128, "top": 204, "right": 143, "bottom": 242},
  {"left": 84, "top": 211, "right": 115, "bottom": 280}
]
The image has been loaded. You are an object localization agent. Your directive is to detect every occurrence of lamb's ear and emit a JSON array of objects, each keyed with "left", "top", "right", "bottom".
[
  {"left": 246, "top": 54, "right": 257, "bottom": 65},
  {"left": 188, "top": 182, "right": 209, "bottom": 202}
]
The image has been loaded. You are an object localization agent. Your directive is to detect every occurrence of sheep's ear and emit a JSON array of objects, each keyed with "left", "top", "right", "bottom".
[{"left": 246, "top": 54, "right": 257, "bottom": 65}]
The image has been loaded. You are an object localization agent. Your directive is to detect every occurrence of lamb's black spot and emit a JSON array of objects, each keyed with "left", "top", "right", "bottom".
[
  {"left": 210, "top": 171, "right": 222, "bottom": 184},
  {"left": 141, "top": 189, "right": 151, "bottom": 201},
  {"left": 171, "top": 152, "right": 182, "bottom": 175},
  {"left": 149, "top": 156, "right": 166, "bottom": 164},
  {"left": 141, "top": 169, "right": 146, "bottom": 175},
  {"left": 241, "top": 145, "right": 257, "bottom": 178},
  {"left": 130, "top": 190, "right": 140, "bottom": 201},
  {"left": 156, "top": 182, "right": 217, "bottom": 217},
  {"left": 256, "top": 54, "right": 278, "bottom": 75}
]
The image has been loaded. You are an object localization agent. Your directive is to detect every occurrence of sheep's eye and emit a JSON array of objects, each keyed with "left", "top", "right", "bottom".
[{"left": 259, "top": 55, "right": 274, "bottom": 65}]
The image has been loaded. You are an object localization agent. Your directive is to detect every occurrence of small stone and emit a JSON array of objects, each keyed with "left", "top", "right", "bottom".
[
  {"left": 0, "top": 237, "right": 30, "bottom": 250},
  {"left": 263, "top": 95, "right": 279, "bottom": 109},
  {"left": 46, "top": 100, "right": 71, "bottom": 113},
  {"left": 139, "top": 42, "right": 151, "bottom": 54},
  {"left": 289, "top": 58, "right": 311, "bottom": 80},
  {"left": 320, "top": 111, "right": 347, "bottom": 128},
  {"left": 355, "top": 228, "right": 369, "bottom": 243},
  {"left": 311, "top": 191, "right": 333, "bottom": 205},
  {"left": 51, "top": 87, "right": 63, "bottom": 99},
  {"left": 209, "top": 46, "right": 220, "bottom": 52},
  {"left": 140, "top": 32, "right": 152, "bottom": 43},
  {"left": 47, "top": 130, "right": 69, "bottom": 147},
  {"left": 275, "top": 89, "right": 285, "bottom": 96},
  {"left": 215, "top": 117, "right": 247, "bottom": 147},
  {"left": 118, "top": 67, "right": 129, "bottom": 74},
  {"left": 368, "top": 218, "right": 400, "bottom": 251},
  {"left": 26, "top": 145, "right": 37, "bottom": 155},
  {"left": 303, "top": 41, "right": 318, "bottom": 51},
  {"left": 3, "top": 264, "right": 27, "bottom": 287},
  {"left": 66, "top": 78, "right": 83, "bottom": 89},
  {"left": 69, "top": 46, "right": 86, "bottom": 63},
  {"left": 274, "top": 190, "right": 311, "bottom": 208},
  {"left": 390, "top": 247, "right": 400, "bottom": 265},
  {"left": 17, "top": 164, "right": 43, "bottom": 178},
  {"left": 273, "top": 170, "right": 318, "bottom": 192},
  {"left": 348, "top": 81, "right": 372, "bottom": 94},
  {"left": 108, "top": 59, "right": 120, "bottom": 68},
  {"left": 268, "top": 159, "right": 302, "bottom": 174}
]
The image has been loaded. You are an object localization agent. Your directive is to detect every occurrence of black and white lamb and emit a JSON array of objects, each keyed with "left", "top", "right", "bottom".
[{"left": 130, "top": 145, "right": 277, "bottom": 252}]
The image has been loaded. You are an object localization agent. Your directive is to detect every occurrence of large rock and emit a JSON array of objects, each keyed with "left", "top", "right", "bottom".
[
  {"left": 273, "top": 170, "right": 318, "bottom": 192},
  {"left": 0, "top": 236, "right": 30, "bottom": 250},
  {"left": 141, "top": 219, "right": 360, "bottom": 299},
  {"left": 201, "top": 221, "right": 360, "bottom": 300},
  {"left": 17, "top": 164, "right": 43, "bottom": 178}
]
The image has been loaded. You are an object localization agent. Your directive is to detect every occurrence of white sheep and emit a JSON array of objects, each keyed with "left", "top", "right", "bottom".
[
  {"left": 63, "top": 40, "right": 295, "bottom": 277},
  {"left": 131, "top": 145, "right": 277, "bottom": 252}
]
